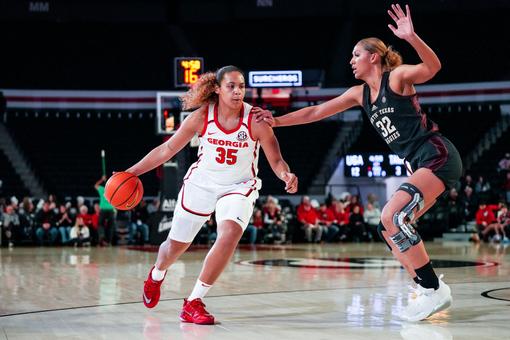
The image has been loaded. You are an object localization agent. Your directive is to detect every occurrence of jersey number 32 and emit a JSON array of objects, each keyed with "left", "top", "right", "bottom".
[{"left": 375, "top": 116, "right": 396, "bottom": 137}]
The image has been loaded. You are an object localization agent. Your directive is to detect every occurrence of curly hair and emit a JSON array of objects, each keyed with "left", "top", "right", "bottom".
[
  {"left": 357, "top": 37, "right": 403, "bottom": 71},
  {"left": 181, "top": 65, "right": 244, "bottom": 111}
]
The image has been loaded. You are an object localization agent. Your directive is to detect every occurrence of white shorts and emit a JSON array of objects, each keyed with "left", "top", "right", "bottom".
[{"left": 168, "top": 178, "right": 261, "bottom": 243}]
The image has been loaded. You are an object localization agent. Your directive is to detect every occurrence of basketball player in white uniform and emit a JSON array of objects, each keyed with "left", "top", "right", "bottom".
[{"left": 125, "top": 65, "right": 298, "bottom": 325}]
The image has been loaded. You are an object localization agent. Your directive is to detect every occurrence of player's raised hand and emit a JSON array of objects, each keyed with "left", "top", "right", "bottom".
[
  {"left": 387, "top": 4, "right": 415, "bottom": 40},
  {"left": 281, "top": 171, "right": 298, "bottom": 194},
  {"left": 252, "top": 107, "right": 275, "bottom": 126}
]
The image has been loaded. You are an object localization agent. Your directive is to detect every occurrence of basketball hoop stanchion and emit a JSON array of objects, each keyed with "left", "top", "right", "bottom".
[{"left": 151, "top": 91, "right": 198, "bottom": 244}]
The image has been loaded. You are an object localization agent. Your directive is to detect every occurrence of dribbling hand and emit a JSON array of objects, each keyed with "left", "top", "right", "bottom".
[
  {"left": 252, "top": 107, "right": 275, "bottom": 127},
  {"left": 387, "top": 4, "right": 415, "bottom": 40},
  {"left": 281, "top": 172, "right": 298, "bottom": 194}
]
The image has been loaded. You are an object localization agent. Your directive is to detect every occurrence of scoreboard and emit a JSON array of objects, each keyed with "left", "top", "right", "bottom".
[
  {"left": 344, "top": 153, "right": 410, "bottom": 178},
  {"left": 174, "top": 57, "right": 204, "bottom": 88}
]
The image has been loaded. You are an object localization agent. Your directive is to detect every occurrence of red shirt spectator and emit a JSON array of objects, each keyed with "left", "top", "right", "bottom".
[
  {"left": 317, "top": 204, "right": 336, "bottom": 225},
  {"left": 329, "top": 201, "right": 350, "bottom": 226},
  {"left": 251, "top": 209, "right": 264, "bottom": 229},
  {"left": 345, "top": 195, "right": 364, "bottom": 215},
  {"left": 77, "top": 205, "right": 95, "bottom": 230},
  {"left": 297, "top": 197, "right": 318, "bottom": 225},
  {"left": 475, "top": 204, "right": 496, "bottom": 225}
]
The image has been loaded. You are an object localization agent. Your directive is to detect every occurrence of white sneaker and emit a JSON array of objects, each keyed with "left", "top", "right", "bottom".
[{"left": 400, "top": 274, "right": 452, "bottom": 322}]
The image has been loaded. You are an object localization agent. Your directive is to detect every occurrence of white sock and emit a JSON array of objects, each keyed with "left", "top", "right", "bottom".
[
  {"left": 151, "top": 266, "right": 166, "bottom": 281},
  {"left": 188, "top": 279, "right": 212, "bottom": 301}
]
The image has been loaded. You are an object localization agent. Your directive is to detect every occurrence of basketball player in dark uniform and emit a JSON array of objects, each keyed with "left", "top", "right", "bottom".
[{"left": 254, "top": 4, "right": 461, "bottom": 322}]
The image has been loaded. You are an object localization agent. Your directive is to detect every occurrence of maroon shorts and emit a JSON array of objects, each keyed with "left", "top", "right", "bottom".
[{"left": 406, "top": 134, "right": 463, "bottom": 190}]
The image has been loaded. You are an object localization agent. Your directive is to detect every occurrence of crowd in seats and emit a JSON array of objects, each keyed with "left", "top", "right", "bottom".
[
  {"left": 0, "top": 193, "right": 155, "bottom": 248},
  {"left": 428, "top": 157, "right": 510, "bottom": 243},
  {"left": 3, "top": 152, "right": 510, "bottom": 247},
  {"left": 192, "top": 192, "right": 384, "bottom": 246}
]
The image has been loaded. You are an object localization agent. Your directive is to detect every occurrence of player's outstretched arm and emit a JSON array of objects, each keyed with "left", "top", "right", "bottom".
[
  {"left": 126, "top": 106, "right": 206, "bottom": 176},
  {"left": 251, "top": 117, "right": 298, "bottom": 193},
  {"left": 388, "top": 4, "right": 441, "bottom": 84},
  {"left": 253, "top": 85, "right": 362, "bottom": 127}
]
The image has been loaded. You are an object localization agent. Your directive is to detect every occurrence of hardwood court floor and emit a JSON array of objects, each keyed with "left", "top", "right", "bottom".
[{"left": 1, "top": 241, "right": 509, "bottom": 339}]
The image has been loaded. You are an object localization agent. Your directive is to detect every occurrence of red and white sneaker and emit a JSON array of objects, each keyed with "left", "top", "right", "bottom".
[
  {"left": 179, "top": 298, "right": 215, "bottom": 325},
  {"left": 142, "top": 266, "right": 166, "bottom": 308}
]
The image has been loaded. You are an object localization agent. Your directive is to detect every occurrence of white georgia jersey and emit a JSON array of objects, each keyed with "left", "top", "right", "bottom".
[{"left": 183, "top": 102, "right": 261, "bottom": 186}]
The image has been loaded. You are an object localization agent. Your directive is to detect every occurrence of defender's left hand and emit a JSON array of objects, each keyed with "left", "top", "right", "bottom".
[{"left": 388, "top": 4, "right": 415, "bottom": 40}]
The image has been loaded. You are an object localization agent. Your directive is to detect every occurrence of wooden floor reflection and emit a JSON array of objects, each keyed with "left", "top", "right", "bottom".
[{"left": 1, "top": 241, "right": 509, "bottom": 339}]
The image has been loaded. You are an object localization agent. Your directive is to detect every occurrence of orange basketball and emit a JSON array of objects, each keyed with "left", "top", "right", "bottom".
[{"left": 104, "top": 172, "right": 144, "bottom": 210}]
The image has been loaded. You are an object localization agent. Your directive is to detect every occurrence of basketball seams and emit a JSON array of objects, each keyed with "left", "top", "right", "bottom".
[
  {"left": 118, "top": 180, "right": 140, "bottom": 209},
  {"left": 107, "top": 173, "right": 136, "bottom": 204}
]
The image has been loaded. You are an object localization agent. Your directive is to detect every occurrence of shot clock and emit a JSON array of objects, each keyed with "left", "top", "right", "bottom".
[{"left": 174, "top": 57, "right": 204, "bottom": 88}]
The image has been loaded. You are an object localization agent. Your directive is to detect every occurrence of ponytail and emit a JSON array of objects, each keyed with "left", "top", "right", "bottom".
[
  {"left": 358, "top": 37, "right": 403, "bottom": 71},
  {"left": 180, "top": 72, "right": 218, "bottom": 111}
]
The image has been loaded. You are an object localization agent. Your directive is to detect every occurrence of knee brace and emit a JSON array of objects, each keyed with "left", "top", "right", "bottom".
[{"left": 390, "top": 183, "right": 424, "bottom": 252}]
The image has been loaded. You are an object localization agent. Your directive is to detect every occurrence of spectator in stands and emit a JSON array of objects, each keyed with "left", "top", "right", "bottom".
[
  {"left": 263, "top": 199, "right": 287, "bottom": 244},
  {"left": 461, "top": 186, "right": 478, "bottom": 221},
  {"left": 249, "top": 208, "right": 265, "bottom": 243},
  {"left": 297, "top": 196, "right": 322, "bottom": 243},
  {"left": 94, "top": 176, "right": 116, "bottom": 246},
  {"left": 346, "top": 195, "right": 364, "bottom": 215},
  {"left": 2, "top": 204, "right": 20, "bottom": 247},
  {"left": 35, "top": 201, "right": 58, "bottom": 245},
  {"left": 496, "top": 204, "right": 510, "bottom": 243},
  {"left": 317, "top": 203, "right": 339, "bottom": 242},
  {"left": 460, "top": 174, "right": 474, "bottom": 192},
  {"left": 115, "top": 210, "right": 131, "bottom": 246},
  {"left": 474, "top": 175, "right": 491, "bottom": 201},
  {"left": 349, "top": 205, "right": 368, "bottom": 242},
  {"left": 446, "top": 188, "right": 464, "bottom": 230},
  {"left": 339, "top": 192, "right": 352, "bottom": 212},
  {"left": 48, "top": 194, "right": 58, "bottom": 207},
  {"left": 18, "top": 197, "right": 35, "bottom": 244},
  {"left": 474, "top": 202, "right": 498, "bottom": 242},
  {"left": 147, "top": 198, "right": 160, "bottom": 214},
  {"left": 69, "top": 216, "right": 91, "bottom": 247},
  {"left": 76, "top": 196, "right": 86, "bottom": 209},
  {"left": 77, "top": 205, "right": 96, "bottom": 244},
  {"left": 364, "top": 202, "right": 382, "bottom": 241},
  {"left": 10, "top": 196, "right": 19, "bottom": 211},
  {"left": 330, "top": 200, "right": 350, "bottom": 241},
  {"left": 91, "top": 203, "right": 99, "bottom": 230},
  {"left": 366, "top": 193, "right": 380, "bottom": 209},
  {"left": 55, "top": 204, "right": 73, "bottom": 245},
  {"left": 202, "top": 214, "right": 217, "bottom": 245},
  {"left": 130, "top": 199, "right": 150, "bottom": 245},
  {"left": 498, "top": 153, "right": 510, "bottom": 173}
]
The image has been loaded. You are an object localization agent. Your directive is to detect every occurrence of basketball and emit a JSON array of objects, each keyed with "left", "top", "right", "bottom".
[{"left": 104, "top": 172, "right": 144, "bottom": 210}]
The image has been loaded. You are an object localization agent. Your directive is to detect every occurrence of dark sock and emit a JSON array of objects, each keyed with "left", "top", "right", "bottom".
[
  {"left": 413, "top": 276, "right": 421, "bottom": 284},
  {"left": 415, "top": 261, "right": 439, "bottom": 290}
]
